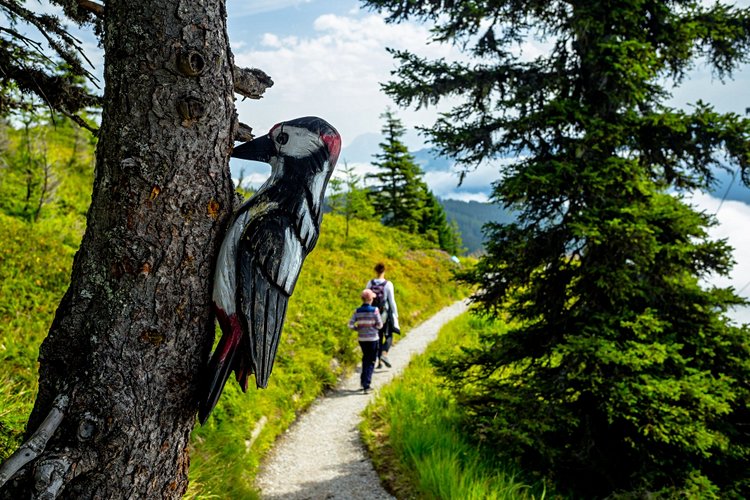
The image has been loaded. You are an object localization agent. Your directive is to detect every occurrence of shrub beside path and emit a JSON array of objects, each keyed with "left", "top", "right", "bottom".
[{"left": 255, "top": 300, "right": 470, "bottom": 499}]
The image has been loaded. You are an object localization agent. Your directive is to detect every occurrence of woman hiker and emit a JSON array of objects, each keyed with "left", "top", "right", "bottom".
[{"left": 365, "top": 262, "right": 400, "bottom": 368}]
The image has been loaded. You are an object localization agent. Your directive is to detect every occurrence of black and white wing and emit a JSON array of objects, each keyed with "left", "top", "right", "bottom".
[{"left": 237, "top": 212, "right": 306, "bottom": 388}]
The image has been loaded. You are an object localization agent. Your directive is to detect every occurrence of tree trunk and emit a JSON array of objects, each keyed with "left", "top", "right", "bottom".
[{"left": 2, "top": 0, "right": 235, "bottom": 497}]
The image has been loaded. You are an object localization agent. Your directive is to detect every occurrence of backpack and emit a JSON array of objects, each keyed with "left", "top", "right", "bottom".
[{"left": 368, "top": 280, "right": 388, "bottom": 314}]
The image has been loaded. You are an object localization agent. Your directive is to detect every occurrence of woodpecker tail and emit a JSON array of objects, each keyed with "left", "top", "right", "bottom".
[{"left": 199, "top": 311, "right": 244, "bottom": 424}]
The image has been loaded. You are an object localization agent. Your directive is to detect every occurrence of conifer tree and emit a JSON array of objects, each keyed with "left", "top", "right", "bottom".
[
  {"left": 368, "top": 108, "right": 462, "bottom": 253},
  {"left": 419, "top": 191, "right": 463, "bottom": 255},
  {"left": 365, "top": 0, "right": 750, "bottom": 496},
  {"left": 0, "top": 0, "right": 273, "bottom": 496},
  {"left": 368, "top": 108, "right": 426, "bottom": 232}
]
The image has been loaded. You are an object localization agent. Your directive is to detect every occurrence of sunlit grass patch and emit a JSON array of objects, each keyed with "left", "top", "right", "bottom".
[
  {"left": 0, "top": 212, "right": 81, "bottom": 461},
  {"left": 0, "top": 378, "right": 34, "bottom": 462},
  {"left": 361, "top": 312, "right": 549, "bottom": 500}
]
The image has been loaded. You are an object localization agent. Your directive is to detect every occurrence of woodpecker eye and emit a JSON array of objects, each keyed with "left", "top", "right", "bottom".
[{"left": 276, "top": 132, "right": 289, "bottom": 145}]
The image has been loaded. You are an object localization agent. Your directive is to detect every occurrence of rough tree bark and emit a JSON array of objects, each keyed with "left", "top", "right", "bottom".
[{"left": 2, "top": 0, "right": 236, "bottom": 497}]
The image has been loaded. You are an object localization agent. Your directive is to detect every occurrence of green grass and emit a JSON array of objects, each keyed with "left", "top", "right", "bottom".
[
  {"left": 0, "top": 213, "right": 83, "bottom": 461},
  {"left": 0, "top": 120, "right": 468, "bottom": 496},
  {"left": 360, "top": 312, "right": 549, "bottom": 500},
  {"left": 187, "top": 213, "right": 467, "bottom": 498},
  {"left": 0, "top": 208, "right": 465, "bottom": 496}
]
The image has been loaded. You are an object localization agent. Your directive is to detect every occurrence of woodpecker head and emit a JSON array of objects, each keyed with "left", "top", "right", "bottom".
[
  {"left": 234, "top": 116, "right": 340, "bottom": 178},
  {"left": 232, "top": 117, "right": 341, "bottom": 220}
]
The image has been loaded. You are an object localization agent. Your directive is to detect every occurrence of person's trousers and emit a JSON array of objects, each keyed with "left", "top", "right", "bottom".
[
  {"left": 379, "top": 328, "right": 393, "bottom": 357},
  {"left": 359, "top": 340, "right": 379, "bottom": 389}
]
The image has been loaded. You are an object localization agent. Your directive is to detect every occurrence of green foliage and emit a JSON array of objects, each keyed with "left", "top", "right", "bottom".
[
  {"left": 361, "top": 311, "right": 549, "bottom": 500},
  {"left": 0, "top": 116, "right": 95, "bottom": 222},
  {"left": 368, "top": 108, "right": 426, "bottom": 233},
  {"left": 327, "top": 161, "right": 375, "bottom": 238},
  {"left": 0, "top": 118, "right": 465, "bottom": 495},
  {"left": 0, "top": 378, "right": 32, "bottom": 463},
  {"left": 0, "top": 212, "right": 83, "bottom": 460},
  {"left": 368, "top": 108, "right": 463, "bottom": 254},
  {"left": 0, "top": 1, "right": 100, "bottom": 117},
  {"left": 419, "top": 190, "right": 463, "bottom": 255},
  {"left": 0, "top": 118, "right": 94, "bottom": 460},
  {"left": 184, "top": 213, "right": 467, "bottom": 498},
  {"left": 365, "top": 0, "right": 750, "bottom": 497},
  {"left": 440, "top": 199, "right": 516, "bottom": 255}
]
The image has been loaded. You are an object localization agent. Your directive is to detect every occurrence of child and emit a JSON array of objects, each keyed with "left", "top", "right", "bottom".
[{"left": 348, "top": 289, "right": 383, "bottom": 394}]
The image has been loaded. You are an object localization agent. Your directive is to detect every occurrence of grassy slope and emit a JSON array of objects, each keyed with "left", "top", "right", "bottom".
[
  {"left": 0, "top": 122, "right": 93, "bottom": 461},
  {"left": 360, "top": 312, "right": 551, "bottom": 500},
  {"left": 0, "top": 132, "right": 466, "bottom": 495},
  {"left": 187, "top": 214, "right": 466, "bottom": 498},
  {"left": 0, "top": 213, "right": 82, "bottom": 459}
]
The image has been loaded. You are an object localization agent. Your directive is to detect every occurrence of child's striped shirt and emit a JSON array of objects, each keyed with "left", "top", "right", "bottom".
[{"left": 348, "top": 304, "right": 383, "bottom": 342}]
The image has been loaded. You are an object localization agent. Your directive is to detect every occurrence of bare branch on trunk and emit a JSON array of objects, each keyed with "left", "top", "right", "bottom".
[
  {"left": 235, "top": 122, "right": 254, "bottom": 142},
  {"left": 233, "top": 66, "right": 274, "bottom": 100}
]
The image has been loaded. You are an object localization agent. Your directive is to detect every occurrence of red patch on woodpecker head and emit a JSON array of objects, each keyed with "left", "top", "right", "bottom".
[{"left": 322, "top": 132, "right": 341, "bottom": 166}]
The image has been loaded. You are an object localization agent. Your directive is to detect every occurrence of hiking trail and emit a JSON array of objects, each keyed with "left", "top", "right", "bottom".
[{"left": 255, "top": 300, "right": 469, "bottom": 499}]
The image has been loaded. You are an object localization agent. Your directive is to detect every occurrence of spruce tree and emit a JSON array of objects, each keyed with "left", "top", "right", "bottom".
[
  {"left": 365, "top": 0, "right": 750, "bottom": 496},
  {"left": 368, "top": 108, "right": 426, "bottom": 232},
  {"left": 369, "top": 108, "right": 462, "bottom": 253},
  {"left": 0, "top": 0, "right": 268, "bottom": 495},
  {"left": 419, "top": 191, "right": 463, "bottom": 255}
]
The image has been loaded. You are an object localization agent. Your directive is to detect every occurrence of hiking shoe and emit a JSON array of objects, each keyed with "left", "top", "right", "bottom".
[{"left": 381, "top": 356, "right": 391, "bottom": 368}]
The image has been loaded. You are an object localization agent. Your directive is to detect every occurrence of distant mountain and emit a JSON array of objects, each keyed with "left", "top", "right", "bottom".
[
  {"left": 441, "top": 167, "right": 750, "bottom": 256},
  {"left": 339, "top": 132, "right": 381, "bottom": 164},
  {"left": 441, "top": 199, "right": 516, "bottom": 255},
  {"left": 339, "top": 134, "right": 750, "bottom": 257},
  {"left": 412, "top": 148, "right": 454, "bottom": 172}
]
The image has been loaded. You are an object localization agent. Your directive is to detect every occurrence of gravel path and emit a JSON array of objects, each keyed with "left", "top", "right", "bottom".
[{"left": 255, "top": 300, "right": 470, "bottom": 499}]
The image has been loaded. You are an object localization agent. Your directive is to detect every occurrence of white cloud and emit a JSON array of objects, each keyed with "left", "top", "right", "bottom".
[
  {"left": 688, "top": 192, "right": 750, "bottom": 325},
  {"left": 227, "top": 5, "right": 750, "bottom": 319},
  {"left": 232, "top": 13, "right": 463, "bottom": 148},
  {"left": 423, "top": 161, "right": 505, "bottom": 202},
  {"left": 668, "top": 62, "right": 750, "bottom": 115},
  {"left": 231, "top": 5, "right": 750, "bottom": 152},
  {"left": 340, "top": 161, "right": 379, "bottom": 184},
  {"left": 336, "top": 155, "right": 504, "bottom": 202}
]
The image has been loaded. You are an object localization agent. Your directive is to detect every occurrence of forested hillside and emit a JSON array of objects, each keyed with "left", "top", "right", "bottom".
[
  {"left": 0, "top": 120, "right": 466, "bottom": 497},
  {"left": 441, "top": 199, "right": 515, "bottom": 255}
]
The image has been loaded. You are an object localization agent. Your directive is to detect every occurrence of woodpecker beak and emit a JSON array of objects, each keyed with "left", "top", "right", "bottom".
[{"left": 232, "top": 134, "right": 276, "bottom": 163}]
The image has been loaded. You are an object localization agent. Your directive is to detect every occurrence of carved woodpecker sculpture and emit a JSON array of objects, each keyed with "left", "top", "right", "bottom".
[{"left": 199, "top": 116, "right": 341, "bottom": 424}]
